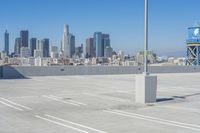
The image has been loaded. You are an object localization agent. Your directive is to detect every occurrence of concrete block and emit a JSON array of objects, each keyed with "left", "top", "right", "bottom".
[{"left": 135, "top": 74, "right": 157, "bottom": 104}]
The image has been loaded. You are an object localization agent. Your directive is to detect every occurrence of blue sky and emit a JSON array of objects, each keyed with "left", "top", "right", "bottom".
[{"left": 0, "top": 0, "right": 200, "bottom": 56}]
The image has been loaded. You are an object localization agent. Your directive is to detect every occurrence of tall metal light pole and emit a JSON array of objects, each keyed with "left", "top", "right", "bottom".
[
  {"left": 144, "top": 0, "right": 148, "bottom": 75},
  {"left": 135, "top": 0, "right": 157, "bottom": 104}
]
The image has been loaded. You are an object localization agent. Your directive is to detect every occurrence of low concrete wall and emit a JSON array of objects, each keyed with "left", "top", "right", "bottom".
[{"left": 1, "top": 65, "right": 200, "bottom": 79}]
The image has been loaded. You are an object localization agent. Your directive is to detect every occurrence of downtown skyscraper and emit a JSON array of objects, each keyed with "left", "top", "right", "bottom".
[
  {"left": 34, "top": 39, "right": 49, "bottom": 57},
  {"left": 62, "top": 24, "right": 75, "bottom": 58},
  {"left": 20, "top": 30, "right": 29, "bottom": 47},
  {"left": 86, "top": 38, "right": 95, "bottom": 58},
  {"left": 30, "top": 38, "right": 37, "bottom": 57},
  {"left": 14, "top": 38, "right": 21, "bottom": 56},
  {"left": 42, "top": 38, "right": 50, "bottom": 57},
  {"left": 94, "top": 32, "right": 102, "bottom": 57},
  {"left": 94, "top": 32, "right": 110, "bottom": 57},
  {"left": 62, "top": 24, "right": 70, "bottom": 58},
  {"left": 4, "top": 30, "right": 9, "bottom": 56},
  {"left": 69, "top": 34, "right": 75, "bottom": 57}
]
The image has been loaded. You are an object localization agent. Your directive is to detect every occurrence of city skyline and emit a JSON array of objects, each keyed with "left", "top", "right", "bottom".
[{"left": 1, "top": 0, "right": 200, "bottom": 56}]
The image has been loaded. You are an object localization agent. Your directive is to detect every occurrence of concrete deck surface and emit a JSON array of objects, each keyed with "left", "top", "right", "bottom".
[{"left": 0, "top": 73, "right": 200, "bottom": 133}]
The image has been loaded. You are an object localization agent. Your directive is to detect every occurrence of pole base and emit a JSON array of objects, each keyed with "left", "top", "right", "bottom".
[{"left": 135, "top": 74, "right": 157, "bottom": 104}]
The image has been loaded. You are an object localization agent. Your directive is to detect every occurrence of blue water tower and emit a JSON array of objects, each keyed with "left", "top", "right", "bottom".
[{"left": 186, "top": 26, "right": 200, "bottom": 65}]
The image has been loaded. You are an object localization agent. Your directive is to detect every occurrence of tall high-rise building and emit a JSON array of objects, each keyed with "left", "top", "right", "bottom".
[
  {"left": 69, "top": 34, "right": 75, "bottom": 57},
  {"left": 35, "top": 39, "right": 49, "bottom": 57},
  {"left": 86, "top": 38, "right": 95, "bottom": 58},
  {"left": 94, "top": 32, "right": 102, "bottom": 57},
  {"left": 102, "top": 34, "right": 110, "bottom": 56},
  {"left": 36, "top": 40, "right": 43, "bottom": 51},
  {"left": 30, "top": 38, "right": 37, "bottom": 57},
  {"left": 14, "top": 38, "right": 21, "bottom": 56},
  {"left": 102, "top": 34, "right": 110, "bottom": 47},
  {"left": 62, "top": 24, "right": 76, "bottom": 58},
  {"left": 4, "top": 30, "right": 9, "bottom": 56},
  {"left": 50, "top": 46, "right": 59, "bottom": 58},
  {"left": 42, "top": 38, "right": 50, "bottom": 57},
  {"left": 104, "top": 46, "right": 113, "bottom": 58},
  {"left": 94, "top": 32, "right": 110, "bottom": 57},
  {"left": 35, "top": 40, "right": 43, "bottom": 57},
  {"left": 81, "top": 43, "right": 83, "bottom": 54},
  {"left": 20, "top": 30, "right": 29, "bottom": 47},
  {"left": 62, "top": 24, "right": 70, "bottom": 58}
]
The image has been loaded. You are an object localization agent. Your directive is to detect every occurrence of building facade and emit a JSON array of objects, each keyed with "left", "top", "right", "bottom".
[
  {"left": 35, "top": 40, "right": 43, "bottom": 57},
  {"left": 86, "top": 38, "right": 95, "bottom": 58},
  {"left": 14, "top": 38, "right": 21, "bottom": 56},
  {"left": 94, "top": 32, "right": 110, "bottom": 57},
  {"left": 34, "top": 50, "right": 43, "bottom": 58},
  {"left": 50, "top": 46, "right": 59, "bottom": 58},
  {"left": 69, "top": 34, "right": 75, "bottom": 58},
  {"left": 94, "top": 32, "right": 102, "bottom": 57},
  {"left": 42, "top": 38, "right": 50, "bottom": 57},
  {"left": 30, "top": 38, "right": 37, "bottom": 57},
  {"left": 20, "top": 47, "right": 31, "bottom": 58},
  {"left": 20, "top": 30, "right": 29, "bottom": 47},
  {"left": 75, "top": 46, "right": 82, "bottom": 58},
  {"left": 104, "top": 46, "right": 113, "bottom": 58},
  {"left": 136, "top": 50, "right": 156, "bottom": 65},
  {"left": 4, "top": 30, "right": 9, "bottom": 56},
  {"left": 62, "top": 24, "right": 70, "bottom": 58}
]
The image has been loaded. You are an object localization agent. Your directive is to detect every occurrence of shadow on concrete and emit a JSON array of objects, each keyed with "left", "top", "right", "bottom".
[
  {"left": 0, "top": 66, "right": 29, "bottom": 79},
  {"left": 172, "top": 96, "right": 185, "bottom": 99},
  {"left": 157, "top": 92, "right": 200, "bottom": 103},
  {"left": 172, "top": 92, "right": 200, "bottom": 99},
  {"left": 184, "top": 92, "right": 200, "bottom": 97},
  {"left": 156, "top": 98, "right": 174, "bottom": 102}
]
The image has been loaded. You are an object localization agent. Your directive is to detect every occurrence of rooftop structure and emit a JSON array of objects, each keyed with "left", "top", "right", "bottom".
[{"left": 186, "top": 26, "right": 200, "bottom": 65}]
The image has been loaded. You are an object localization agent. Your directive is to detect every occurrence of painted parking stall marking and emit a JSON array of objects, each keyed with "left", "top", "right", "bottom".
[
  {"left": 35, "top": 114, "right": 108, "bottom": 133},
  {"left": 0, "top": 98, "right": 32, "bottom": 111},
  {"left": 104, "top": 110, "right": 200, "bottom": 131}
]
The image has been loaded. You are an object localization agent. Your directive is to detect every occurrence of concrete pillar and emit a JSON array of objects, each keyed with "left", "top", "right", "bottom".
[{"left": 135, "top": 74, "right": 157, "bottom": 104}]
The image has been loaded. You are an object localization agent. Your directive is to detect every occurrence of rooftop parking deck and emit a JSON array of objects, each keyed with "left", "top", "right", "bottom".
[{"left": 0, "top": 73, "right": 200, "bottom": 133}]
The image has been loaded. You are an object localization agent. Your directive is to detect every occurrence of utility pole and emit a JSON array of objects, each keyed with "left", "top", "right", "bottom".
[
  {"left": 135, "top": 0, "right": 157, "bottom": 104},
  {"left": 144, "top": 0, "right": 148, "bottom": 75}
]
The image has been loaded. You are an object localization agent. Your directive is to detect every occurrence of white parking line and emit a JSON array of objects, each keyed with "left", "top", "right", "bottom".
[
  {"left": 7, "top": 96, "right": 36, "bottom": 99},
  {"left": 35, "top": 115, "right": 89, "bottom": 133},
  {"left": 115, "top": 90, "right": 135, "bottom": 94},
  {"left": 50, "top": 95, "right": 87, "bottom": 106},
  {"left": 156, "top": 105, "right": 200, "bottom": 114},
  {"left": 104, "top": 110, "right": 200, "bottom": 131},
  {"left": 1, "top": 98, "right": 32, "bottom": 110},
  {"left": 68, "top": 100, "right": 87, "bottom": 106},
  {"left": 44, "top": 77, "right": 70, "bottom": 81},
  {"left": 171, "top": 86, "right": 200, "bottom": 91},
  {"left": 0, "top": 101, "right": 23, "bottom": 111},
  {"left": 42, "top": 95, "right": 80, "bottom": 106},
  {"left": 115, "top": 110, "right": 200, "bottom": 128},
  {"left": 84, "top": 93, "right": 130, "bottom": 102},
  {"left": 45, "top": 114, "right": 108, "bottom": 133}
]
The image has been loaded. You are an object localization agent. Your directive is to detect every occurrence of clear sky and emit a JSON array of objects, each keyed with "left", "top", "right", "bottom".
[{"left": 0, "top": 0, "right": 200, "bottom": 56}]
